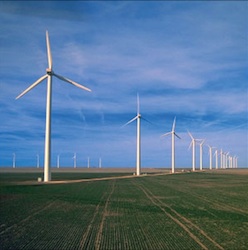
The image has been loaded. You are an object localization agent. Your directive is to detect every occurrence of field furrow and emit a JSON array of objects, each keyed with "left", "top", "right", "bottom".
[
  {"left": 95, "top": 180, "right": 116, "bottom": 250},
  {"left": 1, "top": 170, "right": 248, "bottom": 249},
  {"left": 134, "top": 180, "right": 224, "bottom": 250}
]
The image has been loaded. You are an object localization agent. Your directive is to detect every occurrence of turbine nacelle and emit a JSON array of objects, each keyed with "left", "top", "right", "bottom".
[{"left": 46, "top": 68, "right": 53, "bottom": 75}]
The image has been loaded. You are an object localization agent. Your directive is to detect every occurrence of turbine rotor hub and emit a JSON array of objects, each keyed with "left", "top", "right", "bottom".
[{"left": 46, "top": 68, "right": 53, "bottom": 75}]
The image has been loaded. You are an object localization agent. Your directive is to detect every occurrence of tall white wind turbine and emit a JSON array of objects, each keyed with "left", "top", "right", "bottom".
[
  {"left": 208, "top": 145, "right": 215, "bottom": 170},
  {"left": 188, "top": 132, "right": 197, "bottom": 171},
  {"left": 214, "top": 149, "right": 218, "bottom": 169},
  {"left": 123, "top": 94, "right": 143, "bottom": 176},
  {"left": 12, "top": 153, "right": 16, "bottom": 168},
  {"left": 73, "top": 153, "right": 77, "bottom": 168},
  {"left": 198, "top": 139, "right": 205, "bottom": 171},
  {"left": 220, "top": 149, "right": 223, "bottom": 169},
  {"left": 57, "top": 154, "right": 60, "bottom": 169},
  {"left": 225, "top": 152, "right": 229, "bottom": 168},
  {"left": 235, "top": 156, "right": 238, "bottom": 168},
  {"left": 37, "top": 154, "right": 40, "bottom": 168},
  {"left": 161, "top": 117, "right": 181, "bottom": 174},
  {"left": 16, "top": 31, "right": 91, "bottom": 182},
  {"left": 87, "top": 157, "right": 90, "bottom": 168}
]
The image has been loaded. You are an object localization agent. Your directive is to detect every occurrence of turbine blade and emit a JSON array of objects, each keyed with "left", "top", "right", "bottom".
[
  {"left": 141, "top": 116, "right": 153, "bottom": 126},
  {"left": 187, "top": 131, "right": 194, "bottom": 140},
  {"left": 46, "top": 31, "right": 52, "bottom": 69},
  {"left": 137, "top": 93, "right": 140, "bottom": 115},
  {"left": 122, "top": 116, "right": 138, "bottom": 127},
  {"left": 161, "top": 132, "right": 172, "bottom": 137},
  {"left": 172, "top": 116, "right": 176, "bottom": 131},
  {"left": 16, "top": 74, "right": 48, "bottom": 99},
  {"left": 174, "top": 132, "right": 181, "bottom": 139},
  {"left": 54, "top": 73, "right": 91, "bottom": 92},
  {"left": 188, "top": 140, "right": 193, "bottom": 150},
  {"left": 195, "top": 139, "right": 204, "bottom": 144}
]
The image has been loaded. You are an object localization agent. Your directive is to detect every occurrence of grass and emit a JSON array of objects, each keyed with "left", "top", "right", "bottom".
[{"left": 0, "top": 169, "right": 248, "bottom": 249}]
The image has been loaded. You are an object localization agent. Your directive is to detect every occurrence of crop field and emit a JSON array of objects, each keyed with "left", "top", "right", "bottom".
[{"left": 0, "top": 169, "right": 248, "bottom": 249}]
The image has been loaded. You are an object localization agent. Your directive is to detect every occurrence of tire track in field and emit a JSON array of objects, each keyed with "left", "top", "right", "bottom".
[
  {"left": 164, "top": 182, "right": 248, "bottom": 215},
  {"left": 134, "top": 181, "right": 224, "bottom": 250},
  {"left": 95, "top": 180, "right": 116, "bottom": 250},
  {"left": 0, "top": 200, "right": 57, "bottom": 236},
  {"left": 191, "top": 192, "right": 248, "bottom": 215},
  {"left": 79, "top": 181, "right": 115, "bottom": 249}
]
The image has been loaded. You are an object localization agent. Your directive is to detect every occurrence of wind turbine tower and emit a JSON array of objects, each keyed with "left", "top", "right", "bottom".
[
  {"left": 57, "top": 155, "right": 60, "bottom": 168},
  {"left": 162, "top": 117, "right": 181, "bottom": 174},
  {"left": 214, "top": 149, "right": 218, "bottom": 169},
  {"left": 12, "top": 153, "right": 16, "bottom": 168},
  {"left": 220, "top": 149, "right": 223, "bottom": 169},
  {"left": 225, "top": 152, "right": 229, "bottom": 168},
  {"left": 16, "top": 31, "right": 91, "bottom": 182},
  {"left": 73, "top": 153, "right": 77, "bottom": 168},
  {"left": 208, "top": 145, "right": 215, "bottom": 170},
  {"left": 123, "top": 94, "right": 142, "bottom": 176},
  {"left": 235, "top": 156, "right": 238, "bottom": 168},
  {"left": 198, "top": 139, "right": 205, "bottom": 171},
  {"left": 87, "top": 157, "right": 90, "bottom": 168},
  {"left": 37, "top": 154, "right": 40, "bottom": 168},
  {"left": 229, "top": 156, "right": 232, "bottom": 168},
  {"left": 188, "top": 132, "right": 197, "bottom": 171}
]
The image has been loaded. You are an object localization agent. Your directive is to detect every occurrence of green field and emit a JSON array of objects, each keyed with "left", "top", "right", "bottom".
[{"left": 1, "top": 170, "right": 248, "bottom": 249}]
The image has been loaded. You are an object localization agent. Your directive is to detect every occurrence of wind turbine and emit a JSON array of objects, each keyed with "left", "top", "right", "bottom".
[
  {"left": 87, "top": 157, "right": 90, "bottom": 168},
  {"left": 12, "top": 153, "right": 16, "bottom": 168},
  {"left": 198, "top": 139, "right": 205, "bottom": 171},
  {"left": 73, "top": 153, "right": 77, "bottom": 168},
  {"left": 188, "top": 132, "right": 197, "bottom": 171},
  {"left": 161, "top": 117, "right": 181, "bottom": 174},
  {"left": 214, "top": 149, "right": 218, "bottom": 169},
  {"left": 208, "top": 145, "right": 215, "bottom": 170},
  {"left": 220, "top": 149, "right": 223, "bottom": 168},
  {"left": 225, "top": 152, "right": 229, "bottom": 168},
  {"left": 123, "top": 94, "right": 143, "bottom": 176},
  {"left": 234, "top": 156, "right": 238, "bottom": 168},
  {"left": 37, "top": 154, "right": 40, "bottom": 168},
  {"left": 57, "top": 154, "right": 60, "bottom": 168},
  {"left": 16, "top": 31, "right": 91, "bottom": 182},
  {"left": 99, "top": 157, "right": 102, "bottom": 168},
  {"left": 229, "top": 155, "right": 232, "bottom": 168}
]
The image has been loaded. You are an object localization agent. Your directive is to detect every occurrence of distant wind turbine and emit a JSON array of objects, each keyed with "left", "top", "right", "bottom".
[
  {"left": 73, "top": 153, "right": 77, "bottom": 168},
  {"left": 208, "top": 145, "right": 215, "bottom": 170},
  {"left": 161, "top": 117, "right": 181, "bottom": 174},
  {"left": 99, "top": 157, "right": 102, "bottom": 168},
  {"left": 234, "top": 156, "right": 238, "bottom": 168},
  {"left": 16, "top": 31, "right": 91, "bottom": 182},
  {"left": 198, "top": 139, "right": 205, "bottom": 171},
  {"left": 188, "top": 132, "right": 198, "bottom": 171},
  {"left": 37, "top": 154, "right": 40, "bottom": 168},
  {"left": 225, "top": 152, "right": 229, "bottom": 168},
  {"left": 57, "top": 154, "right": 60, "bottom": 168},
  {"left": 220, "top": 149, "right": 223, "bottom": 169},
  {"left": 229, "top": 155, "right": 232, "bottom": 168},
  {"left": 123, "top": 94, "right": 145, "bottom": 176},
  {"left": 12, "top": 153, "right": 16, "bottom": 168},
  {"left": 214, "top": 149, "right": 218, "bottom": 169},
  {"left": 87, "top": 157, "right": 90, "bottom": 168}
]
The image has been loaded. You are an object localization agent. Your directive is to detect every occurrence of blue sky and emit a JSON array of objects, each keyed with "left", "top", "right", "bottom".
[{"left": 0, "top": 1, "right": 247, "bottom": 168}]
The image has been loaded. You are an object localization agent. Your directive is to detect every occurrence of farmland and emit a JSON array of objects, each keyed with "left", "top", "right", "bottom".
[{"left": 0, "top": 169, "right": 248, "bottom": 249}]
